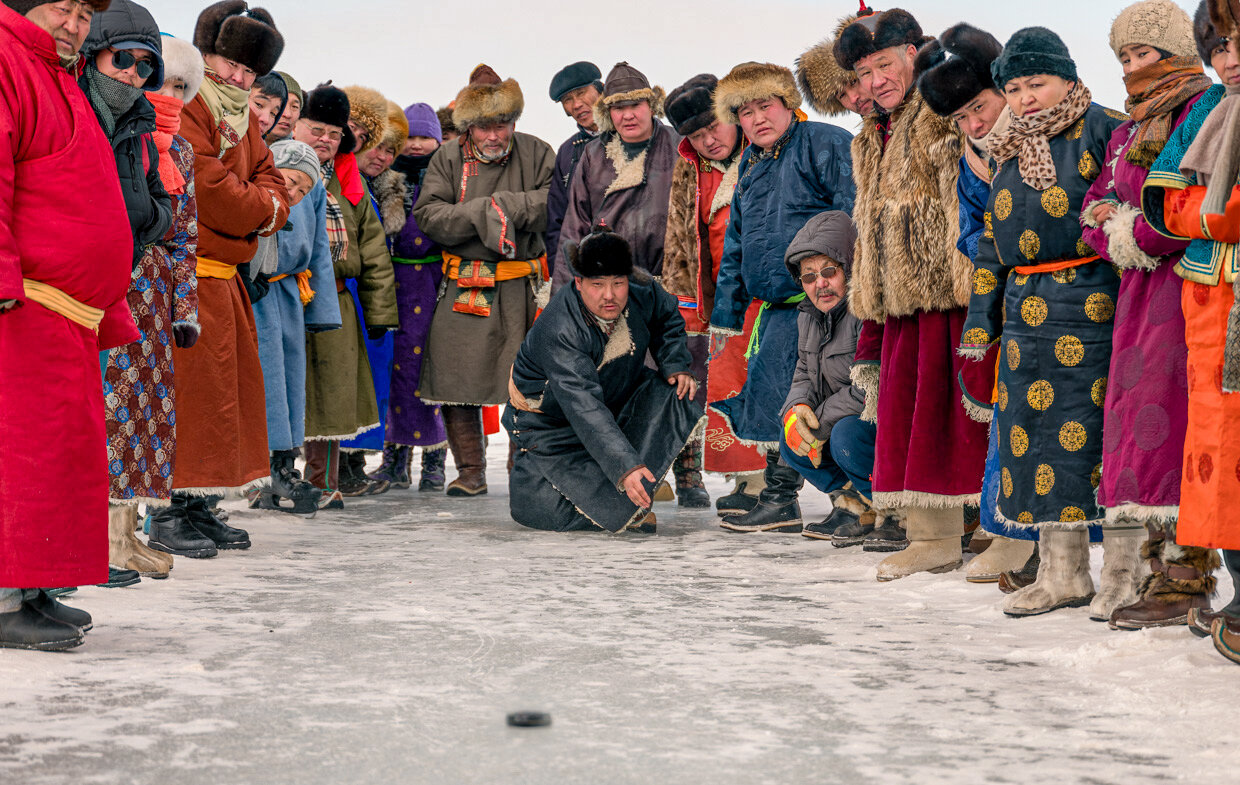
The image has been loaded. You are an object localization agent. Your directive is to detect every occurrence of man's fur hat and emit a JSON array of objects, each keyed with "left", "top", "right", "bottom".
[
  {"left": 342, "top": 85, "right": 388, "bottom": 156},
  {"left": 452, "top": 64, "right": 524, "bottom": 132},
  {"left": 377, "top": 100, "right": 409, "bottom": 154},
  {"left": 301, "top": 84, "right": 355, "bottom": 156},
  {"left": 834, "top": 8, "right": 924, "bottom": 71},
  {"left": 568, "top": 225, "right": 634, "bottom": 279},
  {"left": 796, "top": 13, "right": 863, "bottom": 116},
  {"left": 193, "top": 0, "right": 283, "bottom": 76},
  {"left": 915, "top": 24, "right": 1003, "bottom": 118},
  {"left": 666, "top": 74, "right": 719, "bottom": 136},
  {"left": 714, "top": 62, "right": 802, "bottom": 125},
  {"left": 593, "top": 62, "right": 665, "bottom": 133}
]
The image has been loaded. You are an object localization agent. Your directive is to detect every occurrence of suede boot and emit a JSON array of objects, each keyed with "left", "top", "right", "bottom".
[
  {"left": 419, "top": 446, "right": 447, "bottom": 492},
  {"left": 1110, "top": 526, "right": 1219, "bottom": 630},
  {"left": 719, "top": 451, "right": 802, "bottom": 533},
  {"left": 1089, "top": 527, "right": 1150, "bottom": 622},
  {"left": 876, "top": 506, "right": 963, "bottom": 581},
  {"left": 966, "top": 535, "right": 1035, "bottom": 583},
  {"left": 716, "top": 471, "right": 765, "bottom": 516},
  {"left": 1003, "top": 529, "right": 1094, "bottom": 616},
  {"left": 108, "top": 504, "right": 172, "bottom": 578},
  {"left": 303, "top": 440, "right": 340, "bottom": 491},
  {"left": 443, "top": 405, "right": 487, "bottom": 496}
]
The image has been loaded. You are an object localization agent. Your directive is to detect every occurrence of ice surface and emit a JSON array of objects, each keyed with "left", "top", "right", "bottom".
[{"left": 1, "top": 434, "right": 1236, "bottom": 784}]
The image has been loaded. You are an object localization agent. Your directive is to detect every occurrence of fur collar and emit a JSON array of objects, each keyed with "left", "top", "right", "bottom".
[
  {"left": 603, "top": 135, "right": 649, "bottom": 196},
  {"left": 369, "top": 169, "right": 408, "bottom": 236},
  {"left": 707, "top": 156, "right": 741, "bottom": 222}
]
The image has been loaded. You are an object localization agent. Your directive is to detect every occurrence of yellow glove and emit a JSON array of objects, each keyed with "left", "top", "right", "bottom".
[{"left": 783, "top": 404, "right": 823, "bottom": 467}]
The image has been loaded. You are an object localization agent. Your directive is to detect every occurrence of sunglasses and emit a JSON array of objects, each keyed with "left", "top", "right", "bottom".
[
  {"left": 111, "top": 49, "right": 154, "bottom": 80},
  {"left": 799, "top": 265, "right": 843, "bottom": 286}
]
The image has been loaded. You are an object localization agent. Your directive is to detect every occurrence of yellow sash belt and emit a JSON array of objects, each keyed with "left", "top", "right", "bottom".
[
  {"left": 196, "top": 256, "right": 237, "bottom": 280},
  {"left": 22, "top": 279, "right": 103, "bottom": 332}
]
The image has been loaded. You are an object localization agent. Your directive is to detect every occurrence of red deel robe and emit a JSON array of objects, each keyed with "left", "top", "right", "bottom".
[{"left": 0, "top": 6, "right": 139, "bottom": 587}]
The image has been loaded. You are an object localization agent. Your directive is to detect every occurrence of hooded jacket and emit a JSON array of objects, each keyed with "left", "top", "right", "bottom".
[{"left": 79, "top": 0, "right": 172, "bottom": 268}]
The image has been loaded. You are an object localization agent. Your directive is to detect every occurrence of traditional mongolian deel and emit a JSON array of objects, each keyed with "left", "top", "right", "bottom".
[
  {"left": 504, "top": 276, "right": 704, "bottom": 532},
  {"left": 960, "top": 100, "right": 1126, "bottom": 529}
]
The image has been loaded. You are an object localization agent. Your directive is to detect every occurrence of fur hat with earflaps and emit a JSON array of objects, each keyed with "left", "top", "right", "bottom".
[
  {"left": 666, "top": 74, "right": 719, "bottom": 136},
  {"left": 1208, "top": 0, "right": 1240, "bottom": 37},
  {"left": 342, "top": 85, "right": 388, "bottom": 155},
  {"left": 301, "top": 84, "right": 355, "bottom": 156},
  {"left": 1195, "top": 0, "right": 1227, "bottom": 64},
  {"left": 796, "top": 12, "right": 865, "bottom": 116},
  {"left": 834, "top": 8, "right": 924, "bottom": 70},
  {"left": 714, "top": 62, "right": 802, "bottom": 125},
  {"left": 377, "top": 100, "right": 409, "bottom": 154},
  {"left": 915, "top": 24, "right": 1004, "bottom": 118},
  {"left": 567, "top": 224, "right": 634, "bottom": 279},
  {"left": 193, "top": 0, "right": 283, "bottom": 77},
  {"left": 452, "top": 64, "right": 524, "bottom": 132},
  {"left": 593, "top": 62, "right": 665, "bottom": 133}
]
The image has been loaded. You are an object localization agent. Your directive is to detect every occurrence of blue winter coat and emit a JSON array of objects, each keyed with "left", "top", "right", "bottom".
[
  {"left": 546, "top": 125, "right": 595, "bottom": 276},
  {"left": 957, "top": 158, "right": 990, "bottom": 261}
]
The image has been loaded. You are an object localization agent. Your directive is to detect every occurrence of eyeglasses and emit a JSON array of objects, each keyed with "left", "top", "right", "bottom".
[
  {"left": 300, "top": 122, "right": 343, "bottom": 142},
  {"left": 799, "top": 266, "right": 843, "bottom": 286},
  {"left": 111, "top": 49, "right": 154, "bottom": 80}
]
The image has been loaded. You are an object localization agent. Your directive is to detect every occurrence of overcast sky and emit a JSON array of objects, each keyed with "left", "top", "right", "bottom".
[{"left": 142, "top": 0, "right": 1208, "bottom": 144}]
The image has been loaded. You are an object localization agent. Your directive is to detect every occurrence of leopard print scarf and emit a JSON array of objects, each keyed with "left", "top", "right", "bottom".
[{"left": 987, "top": 81, "right": 1092, "bottom": 192}]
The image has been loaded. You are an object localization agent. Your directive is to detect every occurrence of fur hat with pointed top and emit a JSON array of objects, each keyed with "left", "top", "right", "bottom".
[
  {"left": 567, "top": 224, "right": 634, "bottom": 278},
  {"left": 193, "top": 0, "right": 283, "bottom": 76},
  {"left": 666, "top": 74, "right": 719, "bottom": 136},
  {"left": 797, "top": 14, "right": 863, "bottom": 116},
  {"left": 452, "top": 64, "right": 524, "bottom": 132},
  {"left": 593, "top": 62, "right": 665, "bottom": 133},
  {"left": 916, "top": 23, "right": 1003, "bottom": 118},
  {"left": 342, "top": 85, "right": 388, "bottom": 155},
  {"left": 714, "top": 62, "right": 802, "bottom": 125},
  {"left": 835, "top": 8, "right": 924, "bottom": 70},
  {"left": 301, "top": 84, "right": 355, "bottom": 156}
]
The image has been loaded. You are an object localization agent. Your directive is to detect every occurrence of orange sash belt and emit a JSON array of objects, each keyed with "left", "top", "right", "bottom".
[
  {"left": 268, "top": 270, "right": 316, "bottom": 305},
  {"left": 441, "top": 252, "right": 548, "bottom": 283},
  {"left": 1013, "top": 254, "right": 1100, "bottom": 275},
  {"left": 195, "top": 256, "right": 237, "bottom": 280}
]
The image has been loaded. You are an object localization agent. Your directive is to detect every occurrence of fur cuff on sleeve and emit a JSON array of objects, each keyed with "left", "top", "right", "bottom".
[
  {"left": 709, "top": 325, "right": 743, "bottom": 339},
  {"left": 961, "top": 393, "right": 993, "bottom": 424},
  {"left": 1080, "top": 198, "right": 1117, "bottom": 229},
  {"left": 172, "top": 319, "right": 201, "bottom": 338},
  {"left": 957, "top": 344, "right": 993, "bottom": 361},
  {"left": 1103, "top": 202, "right": 1161, "bottom": 271},
  {"left": 850, "top": 363, "right": 880, "bottom": 424}
]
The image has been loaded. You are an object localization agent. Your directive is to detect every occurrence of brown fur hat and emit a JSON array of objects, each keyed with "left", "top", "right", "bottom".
[
  {"left": 193, "top": 1, "right": 283, "bottom": 76},
  {"left": 593, "top": 62, "right": 665, "bottom": 133},
  {"left": 1208, "top": 0, "right": 1240, "bottom": 37},
  {"left": 1196, "top": 0, "right": 1227, "bottom": 63},
  {"left": 915, "top": 24, "right": 1003, "bottom": 118},
  {"left": 436, "top": 105, "right": 456, "bottom": 138},
  {"left": 452, "top": 64, "right": 524, "bottom": 132},
  {"left": 341, "top": 86, "right": 388, "bottom": 156},
  {"left": 796, "top": 14, "right": 861, "bottom": 116},
  {"left": 377, "top": 100, "right": 408, "bottom": 154},
  {"left": 835, "top": 8, "right": 924, "bottom": 70},
  {"left": 714, "top": 62, "right": 802, "bottom": 125}
]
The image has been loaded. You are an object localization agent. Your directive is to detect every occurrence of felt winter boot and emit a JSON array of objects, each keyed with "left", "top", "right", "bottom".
[
  {"left": 1089, "top": 527, "right": 1150, "bottom": 622},
  {"left": 108, "top": 505, "right": 172, "bottom": 578},
  {"left": 1189, "top": 549, "right": 1240, "bottom": 637},
  {"left": 672, "top": 440, "right": 710, "bottom": 508},
  {"left": 443, "top": 405, "right": 487, "bottom": 496},
  {"left": 715, "top": 472, "right": 765, "bottom": 516},
  {"left": 369, "top": 443, "right": 412, "bottom": 490},
  {"left": 1109, "top": 527, "right": 1219, "bottom": 630},
  {"left": 1003, "top": 529, "right": 1094, "bottom": 617},
  {"left": 966, "top": 535, "right": 1035, "bottom": 583},
  {"left": 875, "top": 507, "right": 963, "bottom": 581},
  {"left": 719, "top": 451, "right": 803, "bottom": 533},
  {"left": 804, "top": 486, "right": 876, "bottom": 540},
  {"left": 419, "top": 446, "right": 447, "bottom": 492}
]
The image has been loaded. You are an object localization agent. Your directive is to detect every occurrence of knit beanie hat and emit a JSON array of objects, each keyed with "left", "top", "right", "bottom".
[
  {"left": 404, "top": 102, "right": 442, "bottom": 143},
  {"left": 1195, "top": 0, "right": 1227, "bottom": 63},
  {"left": 5, "top": 0, "right": 110, "bottom": 13},
  {"left": 568, "top": 225, "right": 634, "bottom": 278},
  {"left": 276, "top": 71, "right": 301, "bottom": 104},
  {"left": 270, "top": 139, "right": 321, "bottom": 183},
  {"left": 159, "top": 33, "right": 205, "bottom": 103},
  {"left": 549, "top": 61, "right": 602, "bottom": 102},
  {"left": 1110, "top": 0, "right": 1197, "bottom": 60},
  {"left": 665, "top": 74, "right": 719, "bottom": 136},
  {"left": 193, "top": 0, "right": 282, "bottom": 77},
  {"left": 784, "top": 211, "right": 857, "bottom": 279},
  {"left": 992, "top": 27, "right": 1078, "bottom": 88}
]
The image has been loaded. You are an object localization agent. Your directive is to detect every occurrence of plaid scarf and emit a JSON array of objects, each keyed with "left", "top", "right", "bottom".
[
  {"left": 1124, "top": 56, "right": 1212, "bottom": 168},
  {"left": 988, "top": 81, "right": 1093, "bottom": 191},
  {"left": 321, "top": 161, "right": 349, "bottom": 267}
]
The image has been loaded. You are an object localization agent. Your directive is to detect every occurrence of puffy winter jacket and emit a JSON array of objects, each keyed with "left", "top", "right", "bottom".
[{"left": 782, "top": 299, "right": 863, "bottom": 442}]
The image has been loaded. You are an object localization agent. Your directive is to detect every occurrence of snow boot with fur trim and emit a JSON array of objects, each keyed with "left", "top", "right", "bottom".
[
  {"left": 1003, "top": 529, "right": 1094, "bottom": 617},
  {"left": 966, "top": 534, "right": 1035, "bottom": 583},
  {"left": 804, "top": 486, "right": 875, "bottom": 540},
  {"left": 109, "top": 505, "right": 172, "bottom": 578},
  {"left": 1109, "top": 529, "right": 1219, "bottom": 630},
  {"left": 1089, "top": 528, "right": 1150, "bottom": 621},
  {"left": 875, "top": 507, "right": 963, "bottom": 582}
]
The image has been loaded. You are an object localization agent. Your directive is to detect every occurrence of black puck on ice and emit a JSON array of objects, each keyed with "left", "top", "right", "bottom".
[{"left": 506, "top": 711, "right": 551, "bottom": 727}]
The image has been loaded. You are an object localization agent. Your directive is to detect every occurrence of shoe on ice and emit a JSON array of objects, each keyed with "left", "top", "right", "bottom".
[
  {"left": 715, "top": 488, "right": 759, "bottom": 516},
  {"left": 317, "top": 490, "right": 345, "bottom": 510},
  {"left": 1108, "top": 536, "right": 1218, "bottom": 630},
  {"left": 258, "top": 450, "right": 322, "bottom": 514},
  {"left": 96, "top": 567, "right": 141, "bottom": 588},
  {"left": 624, "top": 512, "right": 657, "bottom": 534},
  {"left": 676, "top": 486, "right": 711, "bottom": 508},
  {"left": 27, "top": 590, "right": 92, "bottom": 632},
  {"left": 1003, "top": 530, "right": 1094, "bottom": 616},
  {"left": 966, "top": 535, "right": 1035, "bottom": 584},
  {"left": 0, "top": 602, "right": 84, "bottom": 652},
  {"left": 1212, "top": 615, "right": 1240, "bottom": 666},
  {"left": 862, "top": 514, "right": 908, "bottom": 553},
  {"left": 652, "top": 480, "right": 675, "bottom": 503},
  {"left": 1188, "top": 607, "right": 1238, "bottom": 638},
  {"left": 805, "top": 487, "right": 875, "bottom": 541},
  {"left": 369, "top": 443, "right": 412, "bottom": 490},
  {"left": 184, "top": 497, "right": 251, "bottom": 550},
  {"left": 831, "top": 517, "right": 875, "bottom": 548},
  {"left": 875, "top": 507, "right": 963, "bottom": 582},
  {"left": 719, "top": 501, "right": 802, "bottom": 533},
  {"left": 419, "top": 446, "right": 446, "bottom": 492},
  {"left": 147, "top": 505, "right": 218, "bottom": 559}
]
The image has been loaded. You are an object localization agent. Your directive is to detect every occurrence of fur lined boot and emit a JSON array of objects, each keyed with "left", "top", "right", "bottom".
[
  {"left": 1003, "top": 529, "right": 1094, "bottom": 617},
  {"left": 716, "top": 471, "right": 765, "bottom": 516},
  {"left": 966, "top": 535, "right": 1035, "bottom": 583},
  {"left": 673, "top": 440, "right": 710, "bottom": 508},
  {"left": 875, "top": 507, "right": 963, "bottom": 582},
  {"left": 1109, "top": 527, "right": 1219, "bottom": 630},
  {"left": 108, "top": 505, "right": 172, "bottom": 578},
  {"left": 804, "top": 486, "right": 876, "bottom": 540},
  {"left": 1089, "top": 527, "right": 1150, "bottom": 621}
]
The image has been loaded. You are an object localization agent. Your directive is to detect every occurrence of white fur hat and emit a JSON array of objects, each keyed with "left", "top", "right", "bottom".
[{"left": 159, "top": 33, "right": 205, "bottom": 103}]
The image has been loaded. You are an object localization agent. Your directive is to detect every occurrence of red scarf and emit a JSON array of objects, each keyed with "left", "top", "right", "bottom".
[
  {"left": 333, "top": 152, "right": 365, "bottom": 206},
  {"left": 145, "top": 92, "right": 186, "bottom": 195}
]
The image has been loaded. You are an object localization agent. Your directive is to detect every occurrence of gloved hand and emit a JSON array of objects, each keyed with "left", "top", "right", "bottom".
[
  {"left": 367, "top": 326, "right": 389, "bottom": 341},
  {"left": 173, "top": 324, "right": 199, "bottom": 349},
  {"left": 783, "top": 404, "right": 823, "bottom": 467}
]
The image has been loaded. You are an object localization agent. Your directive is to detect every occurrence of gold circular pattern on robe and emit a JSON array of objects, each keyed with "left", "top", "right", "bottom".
[
  {"left": 1067, "top": 119, "right": 1085, "bottom": 140},
  {"left": 1028, "top": 379, "right": 1055, "bottom": 411},
  {"left": 1079, "top": 151, "right": 1100, "bottom": 180},
  {"left": 1017, "top": 511, "right": 1034, "bottom": 524},
  {"left": 962, "top": 327, "right": 991, "bottom": 345},
  {"left": 973, "top": 268, "right": 997, "bottom": 296},
  {"left": 998, "top": 382, "right": 1009, "bottom": 411},
  {"left": 1091, "top": 463, "right": 1103, "bottom": 488},
  {"left": 1002, "top": 468, "right": 1014, "bottom": 498},
  {"left": 1051, "top": 267, "right": 1077, "bottom": 284},
  {"left": 1060, "top": 506, "right": 1086, "bottom": 523},
  {"left": 1076, "top": 238, "right": 1095, "bottom": 257},
  {"left": 1013, "top": 273, "right": 1030, "bottom": 286},
  {"left": 1041, "top": 186, "right": 1070, "bottom": 218},
  {"left": 1085, "top": 292, "right": 1116, "bottom": 322},
  {"left": 1091, "top": 377, "right": 1108, "bottom": 407},
  {"left": 1059, "top": 421, "right": 1087, "bottom": 452},
  {"left": 984, "top": 211, "right": 994, "bottom": 238},
  {"left": 1006, "top": 339, "right": 1021, "bottom": 371},
  {"left": 1019, "top": 230, "right": 1041, "bottom": 260},
  {"left": 1021, "top": 296, "right": 1048, "bottom": 326},
  {"left": 994, "top": 189, "right": 1013, "bottom": 221},
  {"left": 1010, "top": 425, "right": 1029, "bottom": 457},
  {"left": 1035, "top": 463, "right": 1056, "bottom": 495},
  {"left": 1055, "top": 335, "right": 1084, "bottom": 366}
]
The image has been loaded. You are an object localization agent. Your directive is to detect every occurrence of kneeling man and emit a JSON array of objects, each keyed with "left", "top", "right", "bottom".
[{"left": 503, "top": 228, "right": 705, "bottom": 533}]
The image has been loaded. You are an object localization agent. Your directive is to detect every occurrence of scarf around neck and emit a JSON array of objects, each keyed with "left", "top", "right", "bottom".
[
  {"left": 1124, "top": 56, "right": 1212, "bottom": 169},
  {"left": 198, "top": 70, "right": 250, "bottom": 153},
  {"left": 964, "top": 107, "right": 1014, "bottom": 184},
  {"left": 83, "top": 64, "right": 143, "bottom": 139},
  {"left": 1179, "top": 83, "right": 1240, "bottom": 217},
  {"left": 988, "top": 81, "right": 1093, "bottom": 191},
  {"left": 145, "top": 91, "right": 186, "bottom": 194}
]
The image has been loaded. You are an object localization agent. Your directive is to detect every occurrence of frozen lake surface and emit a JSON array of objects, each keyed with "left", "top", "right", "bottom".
[{"left": 1, "top": 438, "right": 1236, "bottom": 784}]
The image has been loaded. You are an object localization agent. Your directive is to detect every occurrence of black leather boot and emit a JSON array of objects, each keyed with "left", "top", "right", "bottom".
[
  {"left": 148, "top": 502, "right": 218, "bottom": 558},
  {"left": 0, "top": 601, "right": 84, "bottom": 651},
  {"left": 181, "top": 495, "right": 250, "bottom": 550},
  {"left": 719, "top": 451, "right": 803, "bottom": 533},
  {"left": 27, "top": 589, "right": 92, "bottom": 631}
]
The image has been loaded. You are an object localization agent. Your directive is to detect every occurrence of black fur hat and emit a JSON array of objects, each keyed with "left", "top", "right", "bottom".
[
  {"left": 1196, "top": 0, "right": 1227, "bottom": 64},
  {"left": 666, "top": 74, "right": 719, "bottom": 136},
  {"left": 834, "top": 8, "right": 924, "bottom": 70},
  {"left": 194, "top": 0, "right": 283, "bottom": 77},
  {"left": 301, "top": 84, "right": 355, "bottom": 156},
  {"left": 568, "top": 225, "right": 633, "bottom": 278},
  {"left": 991, "top": 27, "right": 1077, "bottom": 88},
  {"left": 916, "top": 24, "right": 1003, "bottom": 117}
]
